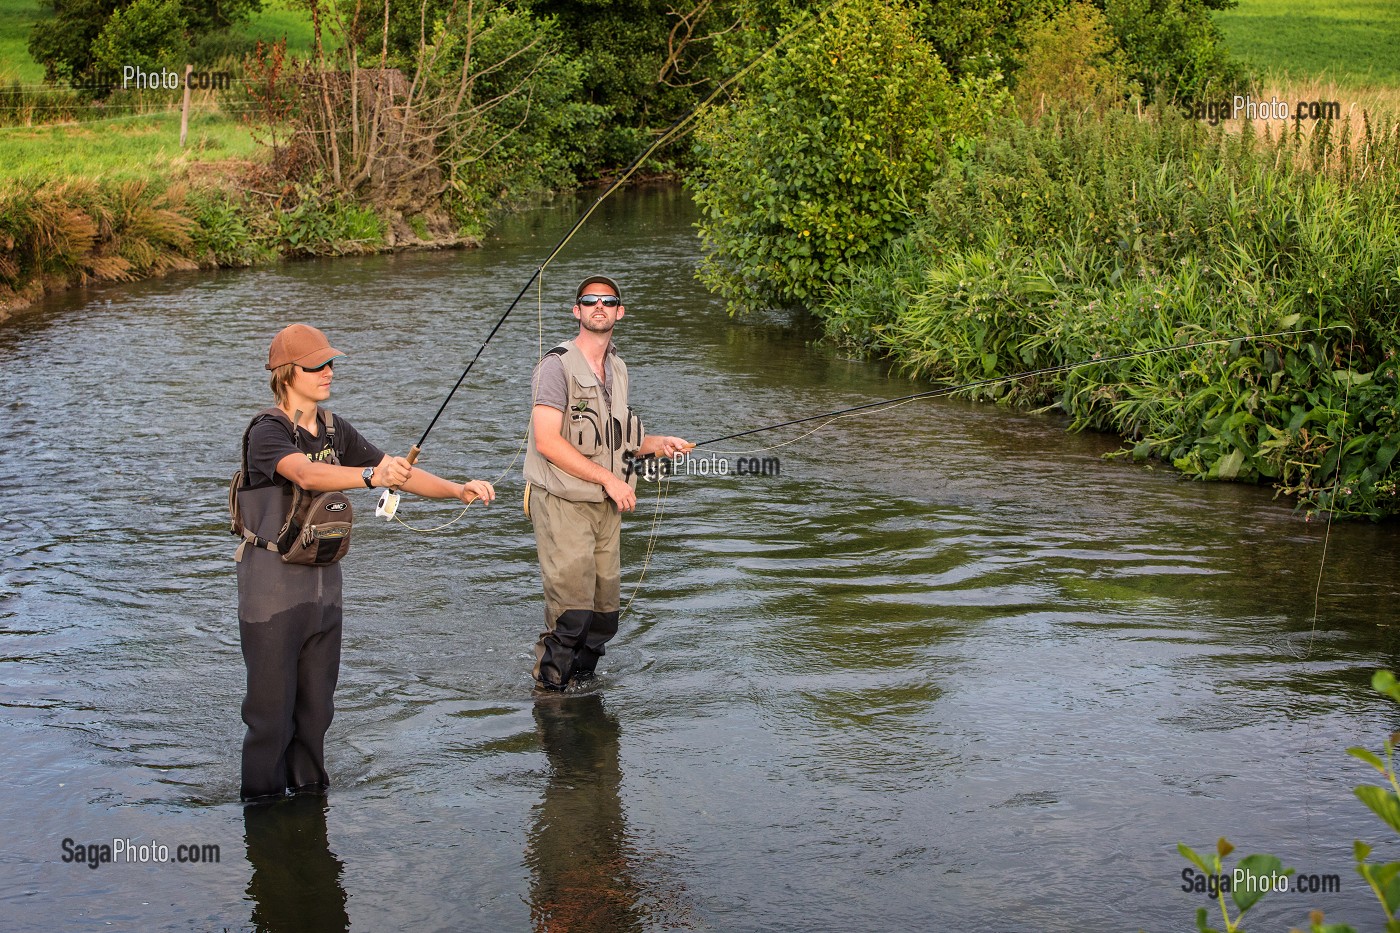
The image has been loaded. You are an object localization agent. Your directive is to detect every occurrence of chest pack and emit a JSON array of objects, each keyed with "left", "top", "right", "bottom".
[{"left": 228, "top": 407, "right": 354, "bottom": 566}]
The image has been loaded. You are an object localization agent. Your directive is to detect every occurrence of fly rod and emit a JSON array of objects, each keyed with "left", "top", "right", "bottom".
[
  {"left": 398, "top": 3, "right": 839, "bottom": 468},
  {"left": 376, "top": 1, "right": 846, "bottom": 520}
]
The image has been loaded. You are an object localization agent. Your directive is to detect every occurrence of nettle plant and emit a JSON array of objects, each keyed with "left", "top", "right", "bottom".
[{"left": 1180, "top": 671, "right": 1400, "bottom": 933}]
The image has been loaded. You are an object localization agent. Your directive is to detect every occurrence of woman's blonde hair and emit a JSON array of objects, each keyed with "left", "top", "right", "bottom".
[{"left": 270, "top": 362, "right": 299, "bottom": 406}]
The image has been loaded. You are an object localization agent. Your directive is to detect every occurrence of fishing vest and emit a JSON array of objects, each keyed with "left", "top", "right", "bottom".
[
  {"left": 229, "top": 407, "right": 353, "bottom": 564},
  {"left": 524, "top": 340, "right": 643, "bottom": 503}
]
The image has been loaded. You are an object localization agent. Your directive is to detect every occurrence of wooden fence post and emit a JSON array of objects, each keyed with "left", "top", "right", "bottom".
[{"left": 179, "top": 64, "right": 193, "bottom": 147}]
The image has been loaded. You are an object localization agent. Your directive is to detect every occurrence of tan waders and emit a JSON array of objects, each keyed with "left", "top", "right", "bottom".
[{"left": 529, "top": 487, "right": 622, "bottom": 689}]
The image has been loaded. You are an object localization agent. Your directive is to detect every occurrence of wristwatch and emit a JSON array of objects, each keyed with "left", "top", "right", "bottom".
[{"left": 362, "top": 467, "right": 375, "bottom": 488}]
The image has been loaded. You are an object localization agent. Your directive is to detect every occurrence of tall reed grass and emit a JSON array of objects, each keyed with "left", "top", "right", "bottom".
[
  {"left": 824, "top": 108, "right": 1400, "bottom": 518},
  {"left": 0, "top": 178, "right": 386, "bottom": 315}
]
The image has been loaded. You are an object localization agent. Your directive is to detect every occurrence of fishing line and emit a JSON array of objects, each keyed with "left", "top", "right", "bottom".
[
  {"left": 688, "top": 326, "right": 1350, "bottom": 452},
  {"left": 1295, "top": 334, "right": 1357, "bottom": 661},
  {"left": 392, "top": 258, "right": 551, "bottom": 532},
  {"left": 623, "top": 324, "right": 1358, "bottom": 635},
  {"left": 618, "top": 472, "right": 673, "bottom": 622},
  {"left": 392, "top": 271, "right": 547, "bottom": 532}
]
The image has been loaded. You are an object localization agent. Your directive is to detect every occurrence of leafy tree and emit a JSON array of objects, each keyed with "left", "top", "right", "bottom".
[
  {"left": 525, "top": 0, "right": 723, "bottom": 164},
  {"left": 719, "top": 0, "right": 1053, "bottom": 77},
  {"left": 918, "top": 0, "right": 1052, "bottom": 77},
  {"left": 1100, "top": 0, "right": 1248, "bottom": 103},
  {"left": 90, "top": 0, "right": 188, "bottom": 79},
  {"left": 28, "top": 0, "right": 262, "bottom": 88},
  {"left": 690, "top": 0, "right": 1001, "bottom": 313},
  {"left": 176, "top": 0, "right": 259, "bottom": 33},
  {"left": 1013, "top": 0, "right": 1129, "bottom": 117},
  {"left": 288, "top": 0, "right": 599, "bottom": 226},
  {"left": 28, "top": 0, "right": 123, "bottom": 85}
]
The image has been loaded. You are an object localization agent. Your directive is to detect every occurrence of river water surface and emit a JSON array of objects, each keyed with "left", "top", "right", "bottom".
[{"left": 3, "top": 187, "right": 1400, "bottom": 932}]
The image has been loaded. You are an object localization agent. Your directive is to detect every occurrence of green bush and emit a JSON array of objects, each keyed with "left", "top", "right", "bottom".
[
  {"left": 29, "top": 0, "right": 261, "bottom": 91},
  {"left": 28, "top": 0, "right": 120, "bottom": 86},
  {"left": 436, "top": 7, "right": 603, "bottom": 220},
  {"left": 273, "top": 187, "right": 385, "bottom": 257},
  {"left": 915, "top": 0, "right": 1051, "bottom": 78},
  {"left": 525, "top": 0, "right": 701, "bottom": 170},
  {"left": 689, "top": 0, "right": 1004, "bottom": 315},
  {"left": 1102, "top": 0, "right": 1249, "bottom": 103},
  {"left": 90, "top": 0, "right": 189, "bottom": 79},
  {"left": 186, "top": 188, "right": 272, "bottom": 266},
  {"left": 1013, "top": 0, "right": 1131, "bottom": 117},
  {"left": 822, "top": 109, "right": 1400, "bottom": 517}
]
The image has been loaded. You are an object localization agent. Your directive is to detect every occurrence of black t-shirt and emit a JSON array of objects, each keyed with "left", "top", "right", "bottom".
[{"left": 246, "top": 411, "right": 385, "bottom": 487}]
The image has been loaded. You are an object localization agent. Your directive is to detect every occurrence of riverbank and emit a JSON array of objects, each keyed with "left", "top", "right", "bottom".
[
  {"left": 0, "top": 161, "right": 480, "bottom": 325},
  {"left": 820, "top": 108, "right": 1400, "bottom": 519},
  {"left": 0, "top": 0, "right": 589, "bottom": 324}
]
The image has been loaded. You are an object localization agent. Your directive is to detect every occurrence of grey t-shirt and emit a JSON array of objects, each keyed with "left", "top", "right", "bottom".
[{"left": 531, "top": 351, "right": 613, "bottom": 411}]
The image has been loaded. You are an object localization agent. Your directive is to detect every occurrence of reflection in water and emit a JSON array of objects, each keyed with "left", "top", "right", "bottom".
[
  {"left": 527, "top": 694, "right": 642, "bottom": 933},
  {"left": 244, "top": 795, "right": 350, "bottom": 933}
]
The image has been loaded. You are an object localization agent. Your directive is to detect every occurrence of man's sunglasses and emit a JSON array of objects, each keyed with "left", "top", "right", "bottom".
[
  {"left": 577, "top": 295, "right": 621, "bottom": 308},
  {"left": 299, "top": 360, "right": 336, "bottom": 373}
]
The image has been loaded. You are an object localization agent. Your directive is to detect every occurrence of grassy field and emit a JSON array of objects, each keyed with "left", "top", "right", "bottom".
[
  {"left": 230, "top": 0, "right": 320, "bottom": 58},
  {"left": 0, "top": 0, "right": 49, "bottom": 84},
  {"left": 0, "top": 0, "right": 297, "bottom": 183},
  {"left": 1215, "top": 0, "right": 1400, "bottom": 87},
  {"left": 0, "top": 0, "right": 317, "bottom": 87},
  {"left": 0, "top": 111, "right": 260, "bottom": 181}
]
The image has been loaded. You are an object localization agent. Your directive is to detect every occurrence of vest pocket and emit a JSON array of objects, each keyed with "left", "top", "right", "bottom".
[{"left": 569, "top": 409, "right": 604, "bottom": 455}]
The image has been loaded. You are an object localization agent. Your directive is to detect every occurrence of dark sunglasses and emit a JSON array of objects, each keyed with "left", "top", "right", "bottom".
[
  {"left": 299, "top": 360, "right": 335, "bottom": 373},
  {"left": 577, "top": 295, "right": 621, "bottom": 308}
]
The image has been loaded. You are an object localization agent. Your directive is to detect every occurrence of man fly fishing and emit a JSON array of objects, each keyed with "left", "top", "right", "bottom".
[{"left": 523, "top": 276, "right": 690, "bottom": 692}]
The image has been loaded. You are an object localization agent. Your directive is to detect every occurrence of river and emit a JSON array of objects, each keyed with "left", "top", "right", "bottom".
[{"left": 3, "top": 185, "right": 1400, "bottom": 932}]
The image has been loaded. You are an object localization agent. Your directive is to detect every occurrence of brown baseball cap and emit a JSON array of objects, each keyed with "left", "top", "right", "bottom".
[
  {"left": 266, "top": 323, "right": 345, "bottom": 371},
  {"left": 575, "top": 275, "right": 622, "bottom": 302}
]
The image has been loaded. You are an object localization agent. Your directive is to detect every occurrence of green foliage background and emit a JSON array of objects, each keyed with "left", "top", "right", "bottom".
[
  {"left": 27, "top": 0, "right": 262, "bottom": 86},
  {"left": 821, "top": 111, "right": 1400, "bottom": 517},
  {"left": 689, "top": 0, "right": 1005, "bottom": 313},
  {"left": 5, "top": 0, "right": 1399, "bottom": 519}
]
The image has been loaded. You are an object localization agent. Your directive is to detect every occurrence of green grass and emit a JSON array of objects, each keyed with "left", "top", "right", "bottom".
[
  {"left": 0, "top": 0, "right": 48, "bottom": 84},
  {"left": 231, "top": 0, "right": 321, "bottom": 59},
  {"left": 1215, "top": 0, "right": 1400, "bottom": 87},
  {"left": 0, "top": 0, "right": 318, "bottom": 89},
  {"left": 0, "top": 0, "right": 298, "bottom": 184},
  {"left": 0, "top": 111, "right": 260, "bottom": 181}
]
